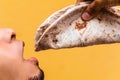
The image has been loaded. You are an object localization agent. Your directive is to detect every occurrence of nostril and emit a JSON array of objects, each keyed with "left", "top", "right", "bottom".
[
  {"left": 5, "top": 28, "right": 16, "bottom": 40},
  {"left": 11, "top": 34, "right": 16, "bottom": 40}
]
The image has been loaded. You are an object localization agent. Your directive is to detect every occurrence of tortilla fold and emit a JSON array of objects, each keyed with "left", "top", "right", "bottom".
[{"left": 35, "top": 2, "right": 120, "bottom": 51}]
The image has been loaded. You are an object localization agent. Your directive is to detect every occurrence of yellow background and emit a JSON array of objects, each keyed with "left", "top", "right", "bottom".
[{"left": 0, "top": 0, "right": 120, "bottom": 80}]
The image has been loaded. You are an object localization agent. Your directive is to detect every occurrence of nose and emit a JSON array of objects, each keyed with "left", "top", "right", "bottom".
[
  {"left": 0, "top": 28, "right": 16, "bottom": 42},
  {"left": 27, "top": 57, "right": 39, "bottom": 66},
  {"left": 5, "top": 28, "right": 16, "bottom": 38}
]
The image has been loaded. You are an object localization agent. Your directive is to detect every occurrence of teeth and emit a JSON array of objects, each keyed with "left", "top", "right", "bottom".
[{"left": 35, "top": 2, "right": 120, "bottom": 51}]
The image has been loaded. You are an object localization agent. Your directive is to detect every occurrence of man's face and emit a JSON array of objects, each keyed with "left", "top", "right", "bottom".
[{"left": 0, "top": 28, "right": 44, "bottom": 80}]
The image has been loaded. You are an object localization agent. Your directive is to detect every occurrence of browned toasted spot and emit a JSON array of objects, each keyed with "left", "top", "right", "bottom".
[
  {"left": 45, "top": 35, "right": 48, "bottom": 37},
  {"left": 53, "top": 26, "right": 57, "bottom": 30},
  {"left": 41, "top": 24, "right": 50, "bottom": 32},
  {"left": 85, "top": 38, "right": 88, "bottom": 41},
  {"left": 112, "top": 29, "right": 115, "bottom": 32},
  {"left": 75, "top": 21, "right": 86, "bottom": 30},
  {"left": 113, "top": 35, "right": 116, "bottom": 37},
  {"left": 52, "top": 38, "right": 58, "bottom": 43},
  {"left": 117, "top": 9, "right": 120, "bottom": 12},
  {"left": 107, "top": 34, "right": 110, "bottom": 37},
  {"left": 97, "top": 17, "right": 102, "bottom": 21}
]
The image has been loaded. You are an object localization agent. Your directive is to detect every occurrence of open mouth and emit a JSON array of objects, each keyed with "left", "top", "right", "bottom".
[{"left": 27, "top": 57, "right": 39, "bottom": 66}]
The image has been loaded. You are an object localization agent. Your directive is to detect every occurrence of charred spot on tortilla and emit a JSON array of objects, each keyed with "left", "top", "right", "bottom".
[
  {"left": 75, "top": 21, "right": 87, "bottom": 30},
  {"left": 35, "top": 2, "right": 120, "bottom": 51},
  {"left": 52, "top": 39, "right": 58, "bottom": 43}
]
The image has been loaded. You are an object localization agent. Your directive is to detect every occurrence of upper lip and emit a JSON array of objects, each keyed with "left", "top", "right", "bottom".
[
  {"left": 22, "top": 41, "right": 25, "bottom": 47},
  {"left": 27, "top": 57, "right": 39, "bottom": 66}
]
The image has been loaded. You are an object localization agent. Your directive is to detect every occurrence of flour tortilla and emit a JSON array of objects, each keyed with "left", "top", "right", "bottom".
[{"left": 35, "top": 2, "right": 120, "bottom": 51}]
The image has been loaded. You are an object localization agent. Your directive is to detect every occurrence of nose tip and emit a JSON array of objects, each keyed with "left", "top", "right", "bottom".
[
  {"left": 27, "top": 57, "right": 39, "bottom": 66},
  {"left": 4, "top": 28, "right": 16, "bottom": 39},
  {"left": 6, "top": 28, "right": 16, "bottom": 35},
  {"left": 0, "top": 28, "right": 16, "bottom": 42}
]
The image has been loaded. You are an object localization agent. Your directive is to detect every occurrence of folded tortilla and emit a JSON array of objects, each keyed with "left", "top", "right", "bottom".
[{"left": 35, "top": 2, "right": 120, "bottom": 51}]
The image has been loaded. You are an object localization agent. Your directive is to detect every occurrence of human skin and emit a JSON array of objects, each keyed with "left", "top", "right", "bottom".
[
  {"left": 76, "top": 0, "right": 120, "bottom": 20},
  {"left": 0, "top": 28, "right": 44, "bottom": 80}
]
